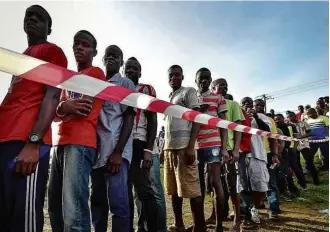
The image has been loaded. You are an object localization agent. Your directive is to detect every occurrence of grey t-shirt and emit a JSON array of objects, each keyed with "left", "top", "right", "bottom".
[{"left": 164, "top": 87, "right": 200, "bottom": 150}]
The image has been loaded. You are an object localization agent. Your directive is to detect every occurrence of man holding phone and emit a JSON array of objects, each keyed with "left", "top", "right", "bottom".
[{"left": 195, "top": 68, "right": 228, "bottom": 232}]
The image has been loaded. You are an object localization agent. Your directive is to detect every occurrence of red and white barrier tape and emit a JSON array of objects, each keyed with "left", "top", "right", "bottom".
[{"left": 0, "top": 47, "right": 321, "bottom": 143}]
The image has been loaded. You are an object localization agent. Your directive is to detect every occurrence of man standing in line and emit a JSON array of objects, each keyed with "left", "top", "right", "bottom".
[
  {"left": 240, "top": 97, "right": 271, "bottom": 226},
  {"left": 286, "top": 112, "right": 319, "bottom": 184},
  {"left": 306, "top": 108, "right": 329, "bottom": 171},
  {"left": 274, "top": 114, "right": 307, "bottom": 192},
  {"left": 124, "top": 57, "right": 159, "bottom": 232},
  {"left": 195, "top": 68, "right": 229, "bottom": 232},
  {"left": 210, "top": 78, "right": 243, "bottom": 232},
  {"left": 91, "top": 45, "right": 136, "bottom": 232},
  {"left": 163, "top": 65, "right": 206, "bottom": 232},
  {"left": 254, "top": 99, "right": 280, "bottom": 219},
  {"left": 296, "top": 105, "right": 304, "bottom": 121},
  {"left": 48, "top": 30, "right": 105, "bottom": 232},
  {"left": 0, "top": 5, "right": 68, "bottom": 232}
]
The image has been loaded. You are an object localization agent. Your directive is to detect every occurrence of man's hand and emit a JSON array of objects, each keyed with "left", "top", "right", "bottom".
[
  {"left": 185, "top": 146, "right": 196, "bottom": 165},
  {"left": 272, "top": 154, "right": 280, "bottom": 167},
  {"left": 61, "top": 98, "right": 93, "bottom": 117},
  {"left": 107, "top": 151, "right": 122, "bottom": 174},
  {"left": 143, "top": 150, "right": 153, "bottom": 169},
  {"left": 231, "top": 149, "right": 240, "bottom": 163},
  {"left": 247, "top": 108, "right": 258, "bottom": 119},
  {"left": 200, "top": 104, "right": 210, "bottom": 113},
  {"left": 16, "top": 143, "right": 39, "bottom": 175},
  {"left": 221, "top": 149, "right": 230, "bottom": 164}
]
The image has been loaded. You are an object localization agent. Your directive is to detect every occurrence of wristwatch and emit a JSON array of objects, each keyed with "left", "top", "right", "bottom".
[{"left": 28, "top": 133, "right": 43, "bottom": 144}]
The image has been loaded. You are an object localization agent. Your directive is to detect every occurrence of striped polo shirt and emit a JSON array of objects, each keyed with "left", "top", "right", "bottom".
[{"left": 197, "top": 90, "right": 227, "bottom": 149}]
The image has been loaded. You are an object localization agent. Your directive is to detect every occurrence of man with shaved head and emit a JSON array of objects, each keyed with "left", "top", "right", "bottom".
[
  {"left": 0, "top": 5, "right": 67, "bottom": 232},
  {"left": 91, "top": 45, "right": 136, "bottom": 232}
]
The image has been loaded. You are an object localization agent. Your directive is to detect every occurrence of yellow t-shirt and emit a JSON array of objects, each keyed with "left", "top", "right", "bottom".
[{"left": 264, "top": 117, "right": 278, "bottom": 153}]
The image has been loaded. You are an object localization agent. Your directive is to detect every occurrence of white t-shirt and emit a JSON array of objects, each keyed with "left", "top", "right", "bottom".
[{"left": 248, "top": 113, "right": 271, "bottom": 162}]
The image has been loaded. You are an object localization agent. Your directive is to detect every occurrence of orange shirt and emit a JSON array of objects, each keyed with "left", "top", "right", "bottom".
[
  {"left": 0, "top": 42, "right": 68, "bottom": 145},
  {"left": 55, "top": 67, "right": 106, "bottom": 149}
]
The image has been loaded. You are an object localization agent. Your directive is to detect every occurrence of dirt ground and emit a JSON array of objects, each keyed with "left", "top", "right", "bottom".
[{"left": 42, "top": 164, "right": 329, "bottom": 232}]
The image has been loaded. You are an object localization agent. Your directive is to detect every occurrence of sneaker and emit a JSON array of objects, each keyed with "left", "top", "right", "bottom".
[
  {"left": 251, "top": 207, "right": 261, "bottom": 224},
  {"left": 301, "top": 186, "right": 308, "bottom": 191},
  {"left": 268, "top": 211, "right": 278, "bottom": 220}
]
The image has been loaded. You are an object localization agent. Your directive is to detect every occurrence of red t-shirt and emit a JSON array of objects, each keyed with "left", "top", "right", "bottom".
[
  {"left": 55, "top": 67, "right": 106, "bottom": 148},
  {"left": 0, "top": 42, "right": 68, "bottom": 145},
  {"left": 240, "top": 109, "right": 252, "bottom": 153},
  {"left": 296, "top": 112, "right": 302, "bottom": 121}
]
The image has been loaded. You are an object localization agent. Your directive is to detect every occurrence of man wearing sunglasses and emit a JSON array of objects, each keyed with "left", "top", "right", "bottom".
[
  {"left": 163, "top": 65, "right": 206, "bottom": 232},
  {"left": 91, "top": 45, "right": 136, "bottom": 232}
]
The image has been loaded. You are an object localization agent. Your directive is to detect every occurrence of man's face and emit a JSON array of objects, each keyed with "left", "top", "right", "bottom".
[
  {"left": 168, "top": 67, "right": 183, "bottom": 89},
  {"left": 24, "top": 6, "right": 49, "bottom": 38},
  {"left": 274, "top": 115, "right": 284, "bottom": 126},
  {"left": 212, "top": 79, "right": 228, "bottom": 96},
  {"left": 73, "top": 32, "right": 95, "bottom": 64},
  {"left": 307, "top": 110, "right": 318, "bottom": 119},
  {"left": 196, "top": 70, "right": 211, "bottom": 92},
  {"left": 241, "top": 98, "right": 253, "bottom": 111},
  {"left": 124, "top": 59, "right": 141, "bottom": 82},
  {"left": 317, "top": 99, "right": 325, "bottom": 108},
  {"left": 298, "top": 106, "right": 304, "bottom": 112},
  {"left": 254, "top": 100, "right": 265, "bottom": 114},
  {"left": 103, "top": 46, "right": 123, "bottom": 73},
  {"left": 286, "top": 113, "right": 294, "bottom": 122}
]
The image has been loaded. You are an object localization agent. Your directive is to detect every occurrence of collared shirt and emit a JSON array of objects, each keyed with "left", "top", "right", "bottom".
[
  {"left": 93, "top": 73, "right": 136, "bottom": 168},
  {"left": 196, "top": 90, "right": 227, "bottom": 149},
  {"left": 133, "top": 84, "right": 157, "bottom": 141},
  {"left": 164, "top": 86, "right": 200, "bottom": 150}
]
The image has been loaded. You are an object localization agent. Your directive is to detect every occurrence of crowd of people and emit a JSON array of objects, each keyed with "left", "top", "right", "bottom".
[{"left": 0, "top": 5, "right": 328, "bottom": 232}]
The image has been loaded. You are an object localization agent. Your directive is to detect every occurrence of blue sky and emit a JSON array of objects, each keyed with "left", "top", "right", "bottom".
[{"left": 0, "top": 1, "right": 328, "bottom": 130}]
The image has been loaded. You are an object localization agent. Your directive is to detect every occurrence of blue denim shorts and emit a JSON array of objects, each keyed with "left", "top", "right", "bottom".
[{"left": 197, "top": 146, "right": 222, "bottom": 164}]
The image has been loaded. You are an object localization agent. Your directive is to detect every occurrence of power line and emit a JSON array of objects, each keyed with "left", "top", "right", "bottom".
[
  {"left": 255, "top": 78, "right": 329, "bottom": 112},
  {"left": 265, "top": 78, "right": 328, "bottom": 96}
]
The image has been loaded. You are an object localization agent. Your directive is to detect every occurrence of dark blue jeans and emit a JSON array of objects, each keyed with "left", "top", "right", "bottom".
[
  {"left": 48, "top": 145, "right": 97, "bottom": 232},
  {"left": 266, "top": 153, "right": 280, "bottom": 214},
  {"left": 91, "top": 159, "right": 130, "bottom": 232},
  {"left": 135, "top": 154, "right": 167, "bottom": 232},
  {"left": 0, "top": 141, "right": 50, "bottom": 232}
]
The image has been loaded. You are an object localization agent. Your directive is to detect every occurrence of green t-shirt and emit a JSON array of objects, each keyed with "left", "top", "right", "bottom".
[{"left": 225, "top": 99, "right": 245, "bottom": 150}]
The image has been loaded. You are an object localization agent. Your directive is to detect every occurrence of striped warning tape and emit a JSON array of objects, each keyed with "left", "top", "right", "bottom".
[{"left": 0, "top": 47, "right": 326, "bottom": 143}]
